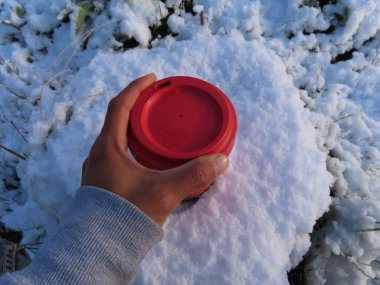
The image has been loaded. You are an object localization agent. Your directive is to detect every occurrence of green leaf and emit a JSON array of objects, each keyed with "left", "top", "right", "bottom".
[
  {"left": 75, "top": 6, "right": 88, "bottom": 34},
  {"left": 15, "top": 6, "right": 25, "bottom": 18},
  {"left": 72, "top": 0, "right": 93, "bottom": 10}
]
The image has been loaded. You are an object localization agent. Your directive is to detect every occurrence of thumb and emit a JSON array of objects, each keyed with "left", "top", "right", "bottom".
[{"left": 163, "top": 154, "right": 229, "bottom": 200}]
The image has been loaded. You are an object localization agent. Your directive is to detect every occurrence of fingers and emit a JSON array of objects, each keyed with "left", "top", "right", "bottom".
[
  {"left": 100, "top": 73, "right": 156, "bottom": 145},
  {"left": 161, "top": 154, "right": 229, "bottom": 201}
]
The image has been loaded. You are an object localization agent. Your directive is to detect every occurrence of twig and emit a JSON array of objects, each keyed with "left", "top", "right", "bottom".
[
  {"left": 156, "top": 0, "right": 163, "bottom": 18},
  {"left": 39, "top": 19, "right": 128, "bottom": 119},
  {"left": 0, "top": 19, "right": 21, "bottom": 31},
  {"left": 334, "top": 112, "right": 355, "bottom": 122},
  {"left": 0, "top": 144, "right": 27, "bottom": 160},
  {"left": 20, "top": 242, "right": 43, "bottom": 246},
  {"left": 62, "top": 19, "right": 123, "bottom": 73},
  {"left": 358, "top": 228, "right": 380, "bottom": 233},
  {"left": 0, "top": 84, "right": 26, "bottom": 99},
  {"left": 10, "top": 121, "right": 28, "bottom": 143},
  {"left": 51, "top": 18, "right": 125, "bottom": 75},
  {"left": 22, "top": 246, "right": 40, "bottom": 250},
  {"left": 38, "top": 69, "right": 71, "bottom": 119},
  {"left": 0, "top": 54, "right": 29, "bottom": 84},
  {"left": 351, "top": 260, "right": 378, "bottom": 285},
  {"left": 8, "top": 61, "right": 19, "bottom": 75},
  {"left": 0, "top": 105, "right": 28, "bottom": 143},
  {"left": 200, "top": 10, "right": 205, "bottom": 26},
  {"left": 72, "top": 91, "right": 114, "bottom": 103},
  {"left": 47, "top": 69, "right": 72, "bottom": 83},
  {"left": 38, "top": 16, "right": 145, "bottom": 120}
]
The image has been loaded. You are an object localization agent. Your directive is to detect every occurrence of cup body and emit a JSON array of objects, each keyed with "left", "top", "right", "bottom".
[{"left": 129, "top": 76, "right": 237, "bottom": 199}]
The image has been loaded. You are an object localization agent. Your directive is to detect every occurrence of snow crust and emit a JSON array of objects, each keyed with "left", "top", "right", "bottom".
[{"left": 1, "top": 0, "right": 380, "bottom": 284}]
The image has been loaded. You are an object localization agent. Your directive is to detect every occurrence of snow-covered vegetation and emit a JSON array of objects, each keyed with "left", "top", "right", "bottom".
[{"left": 0, "top": 0, "right": 379, "bottom": 284}]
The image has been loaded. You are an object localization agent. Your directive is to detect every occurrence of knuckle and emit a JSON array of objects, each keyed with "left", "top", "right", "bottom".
[
  {"left": 107, "top": 97, "right": 119, "bottom": 112},
  {"left": 89, "top": 137, "right": 114, "bottom": 159},
  {"left": 190, "top": 164, "right": 211, "bottom": 189},
  {"left": 89, "top": 140, "right": 104, "bottom": 157},
  {"left": 82, "top": 159, "right": 87, "bottom": 171}
]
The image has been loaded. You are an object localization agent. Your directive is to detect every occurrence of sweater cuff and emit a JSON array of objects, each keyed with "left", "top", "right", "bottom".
[
  {"left": 74, "top": 186, "right": 163, "bottom": 253},
  {"left": 76, "top": 185, "right": 164, "bottom": 250},
  {"left": 16, "top": 186, "right": 163, "bottom": 285}
]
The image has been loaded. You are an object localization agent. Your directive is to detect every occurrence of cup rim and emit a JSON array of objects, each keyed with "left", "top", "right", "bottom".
[{"left": 129, "top": 76, "right": 237, "bottom": 166}]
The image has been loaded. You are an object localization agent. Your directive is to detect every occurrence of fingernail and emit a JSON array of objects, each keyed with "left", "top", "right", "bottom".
[
  {"left": 212, "top": 155, "right": 229, "bottom": 176},
  {"left": 144, "top": 73, "right": 155, "bottom": 78}
]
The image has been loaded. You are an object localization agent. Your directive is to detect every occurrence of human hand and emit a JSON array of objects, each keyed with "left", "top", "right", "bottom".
[{"left": 81, "top": 73, "right": 229, "bottom": 225}]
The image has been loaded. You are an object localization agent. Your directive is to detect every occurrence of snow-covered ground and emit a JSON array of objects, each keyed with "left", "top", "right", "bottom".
[{"left": 0, "top": 0, "right": 380, "bottom": 284}]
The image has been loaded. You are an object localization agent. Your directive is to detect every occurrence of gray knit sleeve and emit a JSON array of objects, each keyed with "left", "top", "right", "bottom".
[{"left": 0, "top": 186, "right": 164, "bottom": 285}]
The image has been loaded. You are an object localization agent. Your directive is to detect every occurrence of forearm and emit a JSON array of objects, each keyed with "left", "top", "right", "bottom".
[{"left": 0, "top": 186, "right": 163, "bottom": 285}]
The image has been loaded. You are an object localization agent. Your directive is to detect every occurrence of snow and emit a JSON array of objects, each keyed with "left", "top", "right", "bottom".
[
  {"left": 0, "top": 0, "right": 380, "bottom": 284},
  {"left": 121, "top": 33, "right": 331, "bottom": 284}
]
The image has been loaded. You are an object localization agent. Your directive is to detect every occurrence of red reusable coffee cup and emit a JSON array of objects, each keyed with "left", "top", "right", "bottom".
[{"left": 128, "top": 76, "right": 237, "bottom": 199}]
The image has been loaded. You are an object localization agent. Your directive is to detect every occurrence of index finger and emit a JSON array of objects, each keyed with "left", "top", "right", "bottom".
[{"left": 100, "top": 73, "right": 156, "bottom": 145}]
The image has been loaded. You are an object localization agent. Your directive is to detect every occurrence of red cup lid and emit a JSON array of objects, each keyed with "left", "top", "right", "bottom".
[{"left": 129, "top": 76, "right": 237, "bottom": 169}]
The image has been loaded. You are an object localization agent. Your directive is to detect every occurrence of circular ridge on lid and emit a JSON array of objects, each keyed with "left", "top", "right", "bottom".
[{"left": 129, "top": 76, "right": 236, "bottom": 165}]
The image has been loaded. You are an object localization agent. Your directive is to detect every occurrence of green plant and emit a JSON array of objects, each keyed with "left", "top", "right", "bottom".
[
  {"left": 72, "top": 0, "right": 94, "bottom": 34},
  {"left": 15, "top": 6, "right": 25, "bottom": 19}
]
